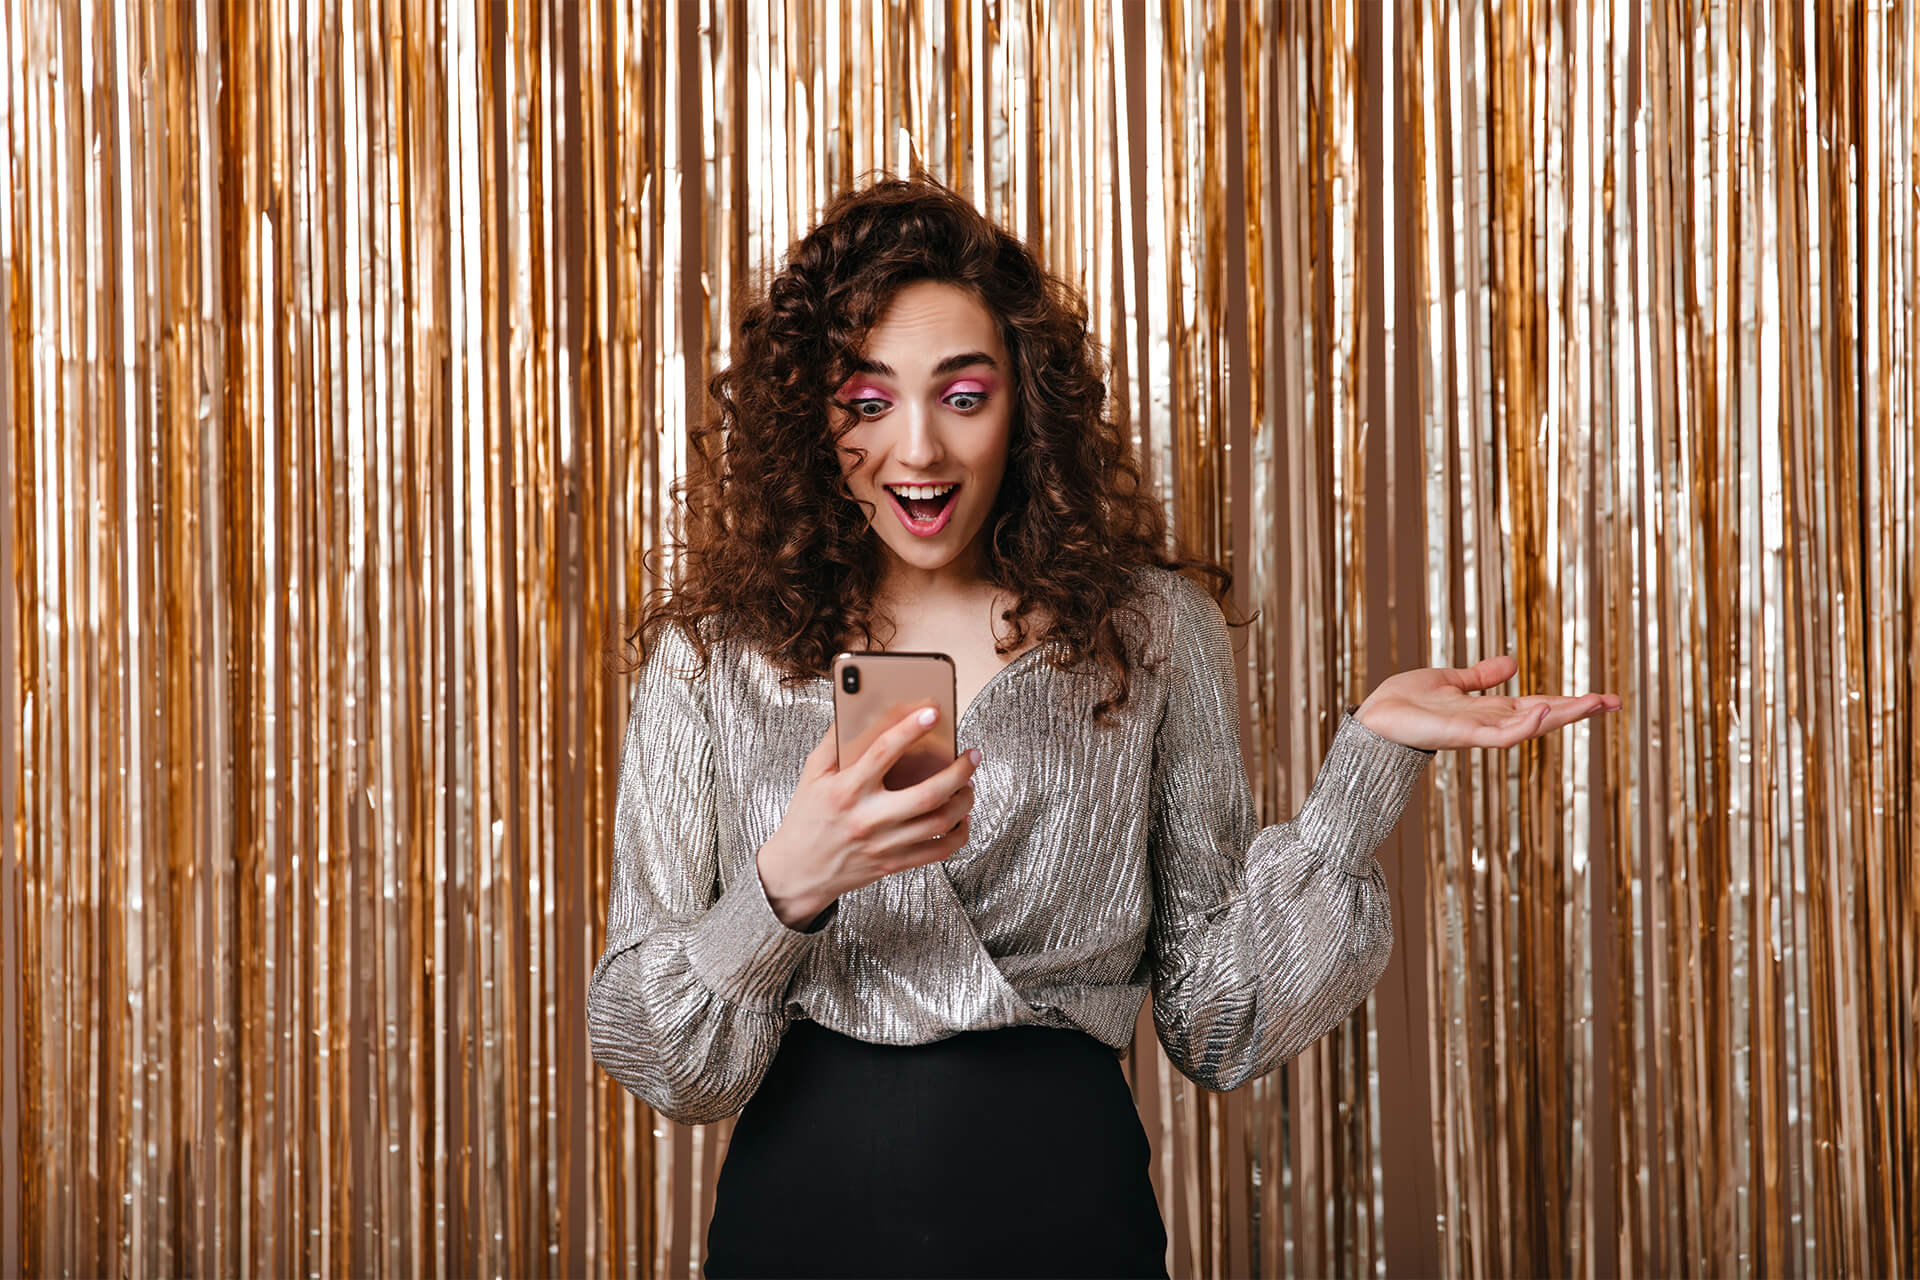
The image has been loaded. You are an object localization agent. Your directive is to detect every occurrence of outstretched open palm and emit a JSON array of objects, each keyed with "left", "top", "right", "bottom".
[{"left": 1354, "top": 655, "right": 1622, "bottom": 752}]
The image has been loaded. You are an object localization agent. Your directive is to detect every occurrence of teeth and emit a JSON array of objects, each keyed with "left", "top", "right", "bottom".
[{"left": 887, "top": 483, "right": 957, "bottom": 501}]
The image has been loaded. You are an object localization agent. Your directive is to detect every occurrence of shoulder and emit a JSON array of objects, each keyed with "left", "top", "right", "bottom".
[
  {"left": 1119, "top": 565, "right": 1227, "bottom": 661},
  {"left": 637, "top": 612, "right": 815, "bottom": 716},
  {"left": 635, "top": 615, "right": 736, "bottom": 713},
  {"left": 1127, "top": 564, "right": 1219, "bottom": 613},
  {"left": 640, "top": 615, "right": 704, "bottom": 676}
]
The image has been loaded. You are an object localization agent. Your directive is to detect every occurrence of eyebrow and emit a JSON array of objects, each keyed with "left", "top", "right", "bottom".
[{"left": 848, "top": 351, "right": 1000, "bottom": 378}]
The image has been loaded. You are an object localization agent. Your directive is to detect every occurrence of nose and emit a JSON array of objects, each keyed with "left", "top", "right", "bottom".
[{"left": 895, "top": 400, "right": 945, "bottom": 470}]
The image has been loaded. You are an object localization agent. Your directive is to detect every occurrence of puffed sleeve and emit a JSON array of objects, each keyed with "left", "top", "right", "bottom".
[
  {"left": 587, "top": 621, "right": 838, "bottom": 1124},
  {"left": 1146, "top": 575, "right": 1433, "bottom": 1091}
]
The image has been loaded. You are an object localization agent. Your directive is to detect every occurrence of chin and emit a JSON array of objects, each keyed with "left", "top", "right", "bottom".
[
  {"left": 876, "top": 523, "right": 987, "bottom": 571},
  {"left": 884, "top": 541, "right": 966, "bottom": 571}
]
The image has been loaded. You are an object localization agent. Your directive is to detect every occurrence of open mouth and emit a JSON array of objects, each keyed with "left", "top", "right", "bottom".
[{"left": 883, "top": 482, "right": 960, "bottom": 536}]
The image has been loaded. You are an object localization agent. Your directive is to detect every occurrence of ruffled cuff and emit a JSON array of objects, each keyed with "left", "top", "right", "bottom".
[
  {"left": 1292, "top": 705, "right": 1435, "bottom": 877},
  {"left": 685, "top": 864, "right": 839, "bottom": 1012}
]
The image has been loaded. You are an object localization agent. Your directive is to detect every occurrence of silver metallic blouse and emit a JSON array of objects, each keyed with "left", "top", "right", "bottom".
[{"left": 587, "top": 566, "right": 1434, "bottom": 1125}]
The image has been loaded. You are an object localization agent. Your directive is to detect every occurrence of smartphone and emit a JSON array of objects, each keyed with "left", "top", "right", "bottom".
[{"left": 831, "top": 651, "right": 957, "bottom": 791}]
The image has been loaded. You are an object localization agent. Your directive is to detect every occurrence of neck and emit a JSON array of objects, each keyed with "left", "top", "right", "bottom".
[{"left": 872, "top": 543, "right": 996, "bottom": 615}]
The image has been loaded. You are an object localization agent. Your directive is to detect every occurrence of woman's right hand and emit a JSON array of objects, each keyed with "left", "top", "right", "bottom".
[{"left": 755, "top": 705, "right": 980, "bottom": 930}]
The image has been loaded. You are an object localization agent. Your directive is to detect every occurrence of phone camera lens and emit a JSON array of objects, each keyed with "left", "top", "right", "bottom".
[{"left": 842, "top": 666, "right": 860, "bottom": 694}]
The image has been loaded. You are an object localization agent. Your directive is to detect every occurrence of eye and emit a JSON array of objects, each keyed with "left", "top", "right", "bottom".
[
  {"left": 847, "top": 398, "right": 890, "bottom": 419},
  {"left": 944, "top": 390, "right": 987, "bottom": 412}
]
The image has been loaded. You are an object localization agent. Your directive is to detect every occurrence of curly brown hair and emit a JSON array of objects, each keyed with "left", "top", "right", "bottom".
[{"left": 618, "top": 174, "right": 1236, "bottom": 725}]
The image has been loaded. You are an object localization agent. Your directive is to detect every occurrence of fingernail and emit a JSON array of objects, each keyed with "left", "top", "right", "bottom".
[
  {"left": 967, "top": 747, "right": 982, "bottom": 765},
  {"left": 919, "top": 708, "right": 937, "bottom": 725}
]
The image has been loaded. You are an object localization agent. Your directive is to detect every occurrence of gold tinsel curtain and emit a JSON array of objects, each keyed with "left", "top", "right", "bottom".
[{"left": 2, "top": 1, "right": 1913, "bottom": 1277}]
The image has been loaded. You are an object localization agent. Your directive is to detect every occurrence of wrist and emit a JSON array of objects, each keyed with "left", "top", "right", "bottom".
[
  {"left": 1350, "top": 695, "right": 1437, "bottom": 754},
  {"left": 756, "top": 839, "right": 829, "bottom": 931}
]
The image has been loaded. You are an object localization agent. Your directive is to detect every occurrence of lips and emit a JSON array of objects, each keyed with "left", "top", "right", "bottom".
[{"left": 883, "top": 483, "right": 960, "bottom": 537}]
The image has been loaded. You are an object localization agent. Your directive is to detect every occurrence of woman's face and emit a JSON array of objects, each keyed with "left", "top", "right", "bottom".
[{"left": 834, "top": 280, "right": 1014, "bottom": 593}]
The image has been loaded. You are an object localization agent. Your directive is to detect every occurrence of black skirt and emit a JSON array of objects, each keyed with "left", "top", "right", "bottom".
[{"left": 704, "top": 1018, "right": 1170, "bottom": 1279}]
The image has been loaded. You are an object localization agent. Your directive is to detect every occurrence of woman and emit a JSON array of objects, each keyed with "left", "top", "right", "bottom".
[{"left": 588, "top": 176, "right": 1620, "bottom": 1278}]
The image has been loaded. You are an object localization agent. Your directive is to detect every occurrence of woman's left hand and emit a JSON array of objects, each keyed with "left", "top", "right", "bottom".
[{"left": 1353, "top": 654, "right": 1622, "bottom": 752}]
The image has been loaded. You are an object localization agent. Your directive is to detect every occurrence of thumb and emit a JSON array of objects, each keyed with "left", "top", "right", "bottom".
[
  {"left": 1459, "top": 654, "right": 1517, "bottom": 691},
  {"left": 803, "top": 720, "right": 840, "bottom": 777}
]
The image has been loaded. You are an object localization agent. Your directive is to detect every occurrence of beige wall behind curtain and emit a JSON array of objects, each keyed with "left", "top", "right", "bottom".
[{"left": 2, "top": 1, "right": 1913, "bottom": 1277}]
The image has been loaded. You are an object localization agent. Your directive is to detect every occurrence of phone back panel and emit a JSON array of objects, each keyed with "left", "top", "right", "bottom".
[{"left": 831, "top": 651, "right": 956, "bottom": 791}]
